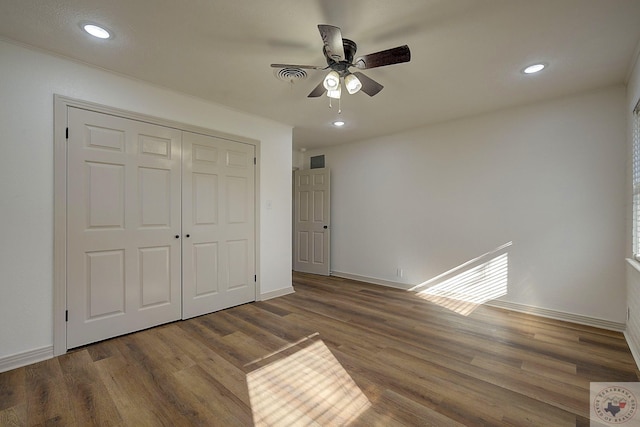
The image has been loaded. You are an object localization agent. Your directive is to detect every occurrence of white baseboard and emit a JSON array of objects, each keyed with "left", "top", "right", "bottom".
[
  {"left": 0, "top": 345, "right": 53, "bottom": 373},
  {"left": 331, "top": 270, "right": 626, "bottom": 332},
  {"left": 260, "top": 286, "right": 295, "bottom": 301},
  {"left": 331, "top": 271, "right": 413, "bottom": 290},
  {"left": 486, "top": 300, "right": 625, "bottom": 332}
]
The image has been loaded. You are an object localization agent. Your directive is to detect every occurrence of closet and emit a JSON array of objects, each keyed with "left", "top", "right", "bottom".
[{"left": 64, "top": 106, "right": 256, "bottom": 348}]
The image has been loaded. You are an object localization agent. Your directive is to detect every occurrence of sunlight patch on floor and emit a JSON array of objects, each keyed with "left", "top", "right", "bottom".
[
  {"left": 247, "top": 338, "right": 371, "bottom": 426},
  {"left": 415, "top": 250, "right": 509, "bottom": 316}
]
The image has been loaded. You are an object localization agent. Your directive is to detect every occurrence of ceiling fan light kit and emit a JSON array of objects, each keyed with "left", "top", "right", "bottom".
[{"left": 271, "top": 24, "right": 411, "bottom": 111}]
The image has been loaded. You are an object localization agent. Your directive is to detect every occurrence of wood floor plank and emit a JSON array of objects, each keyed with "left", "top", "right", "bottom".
[
  {"left": 2, "top": 271, "right": 639, "bottom": 425},
  {"left": 0, "top": 406, "right": 25, "bottom": 427},
  {"left": 93, "top": 354, "right": 175, "bottom": 426},
  {"left": 58, "top": 349, "right": 122, "bottom": 426},
  {"left": 0, "top": 366, "right": 24, "bottom": 411},
  {"left": 24, "top": 357, "right": 78, "bottom": 426}
]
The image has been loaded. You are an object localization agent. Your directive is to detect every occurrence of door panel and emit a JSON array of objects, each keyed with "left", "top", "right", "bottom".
[
  {"left": 193, "top": 173, "right": 218, "bottom": 224},
  {"left": 86, "top": 250, "right": 125, "bottom": 318},
  {"left": 139, "top": 167, "right": 172, "bottom": 227},
  {"left": 182, "top": 131, "right": 256, "bottom": 319},
  {"left": 139, "top": 246, "right": 172, "bottom": 307},
  {"left": 67, "top": 107, "right": 182, "bottom": 348},
  {"left": 294, "top": 168, "right": 330, "bottom": 275},
  {"left": 194, "top": 243, "right": 219, "bottom": 295},
  {"left": 85, "top": 162, "right": 124, "bottom": 228}
]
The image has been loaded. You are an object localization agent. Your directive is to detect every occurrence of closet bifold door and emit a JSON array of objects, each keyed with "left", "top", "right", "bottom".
[
  {"left": 66, "top": 107, "right": 182, "bottom": 349},
  {"left": 181, "top": 131, "right": 256, "bottom": 319}
]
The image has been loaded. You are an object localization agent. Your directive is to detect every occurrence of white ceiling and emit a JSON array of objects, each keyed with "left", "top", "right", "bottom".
[{"left": 1, "top": 0, "right": 640, "bottom": 150}]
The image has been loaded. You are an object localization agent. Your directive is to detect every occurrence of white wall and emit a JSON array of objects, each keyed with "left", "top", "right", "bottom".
[
  {"left": 0, "top": 40, "right": 292, "bottom": 362},
  {"left": 306, "top": 85, "right": 627, "bottom": 325}
]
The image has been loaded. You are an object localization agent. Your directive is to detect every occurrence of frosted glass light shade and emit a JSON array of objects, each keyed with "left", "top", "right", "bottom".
[
  {"left": 323, "top": 71, "right": 340, "bottom": 90},
  {"left": 344, "top": 74, "right": 362, "bottom": 94},
  {"left": 326, "top": 85, "right": 341, "bottom": 99}
]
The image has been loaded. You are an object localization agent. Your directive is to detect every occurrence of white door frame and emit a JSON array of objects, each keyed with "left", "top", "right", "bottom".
[{"left": 53, "top": 95, "right": 260, "bottom": 356}]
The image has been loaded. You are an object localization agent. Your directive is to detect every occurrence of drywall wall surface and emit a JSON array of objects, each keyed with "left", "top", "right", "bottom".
[
  {"left": 0, "top": 40, "right": 292, "bottom": 360},
  {"left": 307, "top": 85, "right": 626, "bottom": 323}
]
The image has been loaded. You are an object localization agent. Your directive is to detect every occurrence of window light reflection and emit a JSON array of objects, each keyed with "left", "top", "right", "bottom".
[
  {"left": 411, "top": 243, "right": 511, "bottom": 316},
  {"left": 247, "top": 336, "right": 371, "bottom": 426}
]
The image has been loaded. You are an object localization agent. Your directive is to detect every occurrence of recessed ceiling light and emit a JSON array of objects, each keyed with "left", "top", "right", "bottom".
[
  {"left": 523, "top": 63, "right": 546, "bottom": 74},
  {"left": 82, "top": 23, "right": 111, "bottom": 39},
  {"left": 332, "top": 120, "right": 345, "bottom": 127}
]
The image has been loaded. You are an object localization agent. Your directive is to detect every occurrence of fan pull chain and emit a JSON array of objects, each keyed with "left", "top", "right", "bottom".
[{"left": 328, "top": 97, "right": 342, "bottom": 114}]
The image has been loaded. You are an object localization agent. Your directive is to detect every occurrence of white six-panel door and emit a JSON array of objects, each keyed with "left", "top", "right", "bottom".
[
  {"left": 67, "top": 107, "right": 183, "bottom": 348},
  {"left": 66, "top": 108, "right": 256, "bottom": 348},
  {"left": 294, "top": 168, "right": 330, "bottom": 275},
  {"left": 182, "top": 132, "right": 256, "bottom": 319}
]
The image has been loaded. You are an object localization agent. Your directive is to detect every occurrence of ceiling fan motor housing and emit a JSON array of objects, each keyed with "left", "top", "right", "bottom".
[{"left": 324, "top": 38, "right": 358, "bottom": 76}]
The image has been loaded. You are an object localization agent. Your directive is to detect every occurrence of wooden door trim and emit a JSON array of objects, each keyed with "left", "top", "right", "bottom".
[{"left": 53, "top": 95, "right": 261, "bottom": 356}]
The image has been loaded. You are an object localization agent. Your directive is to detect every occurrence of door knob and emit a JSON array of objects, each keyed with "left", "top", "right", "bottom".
[
  {"left": 323, "top": 226, "right": 328, "bottom": 229},
  {"left": 185, "top": 234, "right": 190, "bottom": 238},
  {"left": 175, "top": 235, "right": 180, "bottom": 239}
]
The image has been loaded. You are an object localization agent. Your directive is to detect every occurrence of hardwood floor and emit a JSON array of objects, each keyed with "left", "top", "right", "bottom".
[{"left": 1, "top": 272, "right": 639, "bottom": 426}]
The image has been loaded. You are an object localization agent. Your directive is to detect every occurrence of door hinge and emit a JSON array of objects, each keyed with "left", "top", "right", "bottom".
[
  {"left": 65, "top": 310, "right": 68, "bottom": 322},
  {"left": 254, "top": 275, "right": 257, "bottom": 282},
  {"left": 254, "top": 157, "right": 256, "bottom": 165},
  {"left": 66, "top": 127, "right": 69, "bottom": 139}
]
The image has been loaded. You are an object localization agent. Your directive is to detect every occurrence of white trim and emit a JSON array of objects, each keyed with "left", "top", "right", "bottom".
[
  {"left": 53, "top": 96, "right": 68, "bottom": 356},
  {"left": 332, "top": 270, "right": 626, "bottom": 332},
  {"left": 331, "top": 271, "right": 413, "bottom": 290},
  {"left": 628, "top": 257, "right": 640, "bottom": 274},
  {"left": 624, "top": 331, "right": 640, "bottom": 371},
  {"left": 0, "top": 346, "right": 53, "bottom": 373},
  {"left": 623, "top": 331, "right": 640, "bottom": 369},
  {"left": 260, "top": 286, "right": 295, "bottom": 301},
  {"left": 486, "top": 300, "right": 625, "bottom": 332},
  {"left": 53, "top": 95, "right": 261, "bottom": 356}
]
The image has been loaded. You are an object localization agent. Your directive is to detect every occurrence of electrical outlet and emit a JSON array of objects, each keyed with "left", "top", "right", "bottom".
[{"left": 396, "top": 268, "right": 403, "bottom": 278}]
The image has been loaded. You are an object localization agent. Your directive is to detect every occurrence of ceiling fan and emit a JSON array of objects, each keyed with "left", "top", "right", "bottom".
[{"left": 271, "top": 24, "right": 411, "bottom": 99}]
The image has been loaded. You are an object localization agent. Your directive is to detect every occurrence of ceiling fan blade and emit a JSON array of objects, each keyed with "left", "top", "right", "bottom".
[
  {"left": 353, "top": 45, "right": 411, "bottom": 69},
  {"left": 352, "top": 72, "right": 383, "bottom": 96},
  {"left": 271, "top": 63, "right": 326, "bottom": 70},
  {"left": 318, "top": 24, "right": 345, "bottom": 61},
  {"left": 307, "top": 81, "right": 326, "bottom": 98}
]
